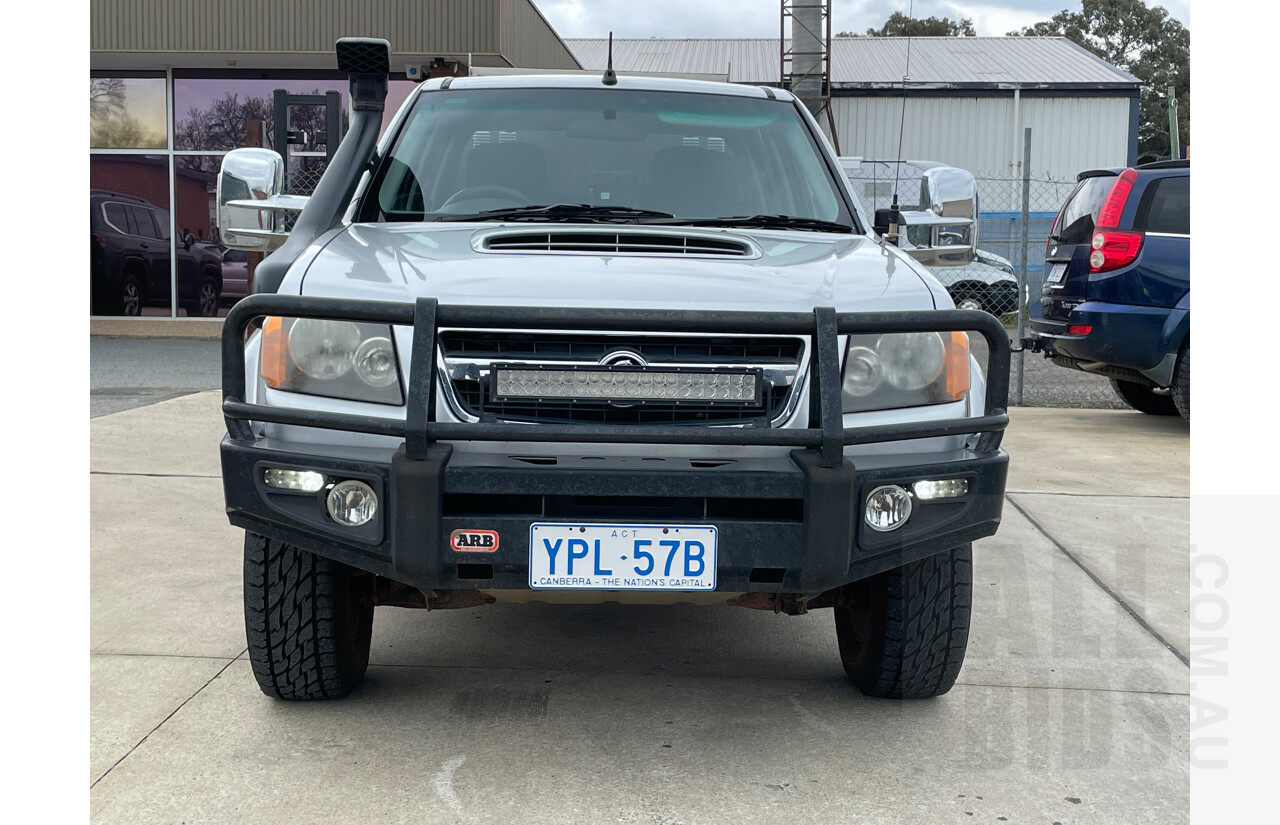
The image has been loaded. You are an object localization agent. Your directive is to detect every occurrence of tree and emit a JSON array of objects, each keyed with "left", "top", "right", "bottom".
[
  {"left": 90, "top": 78, "right": 165, "bottom": 149},
  {"left": 90, "top": 78, "right": 126, "bottom": 117},
  {"left": 175, "top": 90, "right": 349, "bottom": 154},
  {"left": 1008, "top": 0, "right": 1189, "bottom": 159},
  {"left": 175, "top": 90, "right": 351, "bottom": 193},
  {"left": 838, "top": 13, "right": 976, "bottom": 37}
]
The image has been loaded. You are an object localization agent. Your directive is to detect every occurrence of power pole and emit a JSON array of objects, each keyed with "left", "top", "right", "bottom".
[{"left": 1167, "top": 85, "right": 1181, "bottom": 160}]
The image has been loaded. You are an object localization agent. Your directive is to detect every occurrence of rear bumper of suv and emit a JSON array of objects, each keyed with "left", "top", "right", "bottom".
[
  {"left": 221, "top": 295, "right": 1012, "bottom": 597},
  {"left": 1028, "top": 301, "right": 1182, "bottom": 386}
]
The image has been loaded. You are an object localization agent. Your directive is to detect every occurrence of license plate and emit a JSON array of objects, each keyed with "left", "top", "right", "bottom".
[
  {"left": 529, "top": 523, "right": 717, "bottom": 590},
  {"left": 1046, "top": 263, "right": 1067, "bottom": 284}
]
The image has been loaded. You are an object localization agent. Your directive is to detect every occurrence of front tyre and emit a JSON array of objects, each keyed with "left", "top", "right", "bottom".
[
  {"left": 1109, "top": 378, "right": 1178, "bottom": 416},
  {"left": 833, "top": 545, "right": 972, "bottom": 699},
  {"left": 243, "top": 532, "right": 374, "bottom": 700}
]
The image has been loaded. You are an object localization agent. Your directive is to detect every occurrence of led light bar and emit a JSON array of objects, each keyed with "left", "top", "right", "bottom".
[
  {"left": 492, "top": 366, "right": 762, "bottom": 405},
  {"left": 263, "top": 468, "right": 328, "bottom": 492},
  {"left": 912, "top": 478, "right": 970, "bottom": 500}
]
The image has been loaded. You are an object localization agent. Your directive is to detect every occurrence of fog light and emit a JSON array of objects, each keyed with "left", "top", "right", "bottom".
[
  {"left": 865, "top": 485, "right": 912, "bottom": 532},
  {"left": 912, "top": 478, "right": 969, "bottom": 500},
  {"left": 326, "top": 480, "right": 378, "bottom": 527},
  {"left": 263, "top": 468, "right": 327, "bottom": 492}
]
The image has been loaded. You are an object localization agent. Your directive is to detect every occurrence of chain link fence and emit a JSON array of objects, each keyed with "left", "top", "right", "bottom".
[
  {"left": 920, "top": 173, "right": 1078, "bottom": 320},
  {"left": 279, "top": 156, "right": 329, "bottom": 232}
]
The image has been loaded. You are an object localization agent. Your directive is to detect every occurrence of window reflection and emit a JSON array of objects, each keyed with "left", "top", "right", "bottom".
[
  {"left": 90, "top": 76, "right": 167, "bottom": 149},
  {"left": 174, "top": 78, "right": 349, "bottom": 151},
  {"left": 90, "top": 156, "right": 174, "bottom": 316},
  {"left": 91, "top": 73, "right": 419, "bottom": 318},
  {"left": 175, "top": 155, "right": 233, "bottom": 316}
]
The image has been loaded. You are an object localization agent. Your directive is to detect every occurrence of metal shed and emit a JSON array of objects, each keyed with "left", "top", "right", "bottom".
[{"left": 566, "top": 37, "right": 1142, "bottom": 210}]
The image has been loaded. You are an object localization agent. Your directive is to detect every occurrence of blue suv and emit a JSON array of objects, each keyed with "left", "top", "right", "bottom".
[{"left": 1028, "top": 161, "right": 1190, "bottom": 420}]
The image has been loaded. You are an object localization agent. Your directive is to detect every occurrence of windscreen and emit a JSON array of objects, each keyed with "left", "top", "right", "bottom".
[
  {"left": 365, "top": 87, "right": 851, "bottom": 226},
  {"left": 1052, "top": 175, "right": 1117, "bottom": 245}
]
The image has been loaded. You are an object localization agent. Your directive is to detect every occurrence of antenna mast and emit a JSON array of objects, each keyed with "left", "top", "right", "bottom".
[
  {"left": 602, "top": 32, "right": 618, "bottom": 86},
  {"left": 781, "top": 0, "right": 839, "bottom": 154}
]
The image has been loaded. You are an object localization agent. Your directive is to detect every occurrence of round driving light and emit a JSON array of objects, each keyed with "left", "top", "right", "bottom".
[
  {"left": 865, "top": 485, "right": 913, "bottom": 532},
  {"left": 842, "top": 345, "right": 883, "bottom": 397},
  {"left": 326, "top": 480, "right": 378, "bottom": 527},
  {"left": 288, "top": 319, "right": 360, "bottom": 380},
  {"left": 878, "top": 332, "right": 945, "bottom": 391},
  {"left": 353, "top": 336, "right": 399, "bottom": 388},
  {"left": 1090, "top": 250, "right": 1106, "bottom": 269}
]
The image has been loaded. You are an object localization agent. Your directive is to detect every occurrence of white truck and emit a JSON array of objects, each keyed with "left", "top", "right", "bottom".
[{"left": 217, "top": 39, "right": 1010, "bottom": 701}]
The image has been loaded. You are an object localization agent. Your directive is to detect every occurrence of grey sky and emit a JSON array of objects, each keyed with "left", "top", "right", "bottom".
[{"left": 533, "top": 0, "right": 1190, "bottom": 39}]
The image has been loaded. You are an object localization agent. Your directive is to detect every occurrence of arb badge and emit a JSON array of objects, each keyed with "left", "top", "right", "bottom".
[{"left": 450, "top": 529, "right": 499, "bottom": 552}]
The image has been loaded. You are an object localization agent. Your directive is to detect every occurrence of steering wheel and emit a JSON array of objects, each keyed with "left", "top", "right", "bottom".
[{"left": 439, "top": 185, "right": 531, "bottom": 210}]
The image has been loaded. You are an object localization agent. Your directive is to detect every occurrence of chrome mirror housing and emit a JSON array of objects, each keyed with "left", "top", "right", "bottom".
[
  {"left": 900, "top": 167, "right": 979, "bottom": 267},
  {"left": 217, "top": 148, "right": 309, "bottom": 252}
]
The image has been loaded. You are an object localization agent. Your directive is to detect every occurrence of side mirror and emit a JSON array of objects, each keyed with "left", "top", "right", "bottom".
[
  {"left": 899, "top": 167, "right": 979, "bottom": 268},
  {"left": 182, "top": 231, "right": 195, "bottom": 249},
  {"left": 216, "top": 148, "right": 309, "bottom": 252}
]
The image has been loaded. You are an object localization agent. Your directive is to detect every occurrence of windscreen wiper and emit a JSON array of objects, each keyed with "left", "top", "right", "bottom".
[
  {"left": 658, "top": 214, "right": 853, "bottom": 233},
  {"left": 435, "top": 204, "right": 676, "bottom": 222}
]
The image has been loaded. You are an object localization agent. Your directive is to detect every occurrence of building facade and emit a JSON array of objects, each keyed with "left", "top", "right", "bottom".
[
  {"left": 566, "top": 37, "right": 1142, "bottom": 210},
  {"left": 89, "top": 0, "right": 579, "bottom": 321}
]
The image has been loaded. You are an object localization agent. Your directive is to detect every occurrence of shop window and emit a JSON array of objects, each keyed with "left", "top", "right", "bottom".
[
  {"left": 90, "top": 76, "right": 167, "bottom": 149},
  {"left": 90, "top": 156, "right": 174, "bottom": 317}
]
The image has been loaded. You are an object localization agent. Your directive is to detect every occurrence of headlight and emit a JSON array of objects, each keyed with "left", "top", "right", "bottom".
[
  {"left": 260, "top": 317, "right": 404, "bottom": 405},
  {"left": 841, "top": 331, "right": 970, "bottom": 413}
]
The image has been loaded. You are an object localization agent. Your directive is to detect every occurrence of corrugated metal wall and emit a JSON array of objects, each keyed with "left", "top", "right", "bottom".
[
  {"left": 91, "top": 0, "right": 505, "bottom": 57},
  {"left": 504, "top": 0, "right": 581, "bottom": 70},
  {"left": 830, "top": 94, "right": 1131, "bottom": 211}
]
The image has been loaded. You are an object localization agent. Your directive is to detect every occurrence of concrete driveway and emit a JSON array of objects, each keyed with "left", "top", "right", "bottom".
[{"left": 90, "top": 395, "right": 1189, "bottom": 824}]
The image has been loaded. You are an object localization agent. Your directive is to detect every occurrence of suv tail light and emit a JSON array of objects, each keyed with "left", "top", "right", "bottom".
[
  {"left": 1096, "top": 169, "right": 1138, "bottom": 228},
  {"left": 1089, "top": 168, "right": 1143, "bottom": 273},
  {"left": 1090, "top": 229, "right": 1144, "bottom": 272}
]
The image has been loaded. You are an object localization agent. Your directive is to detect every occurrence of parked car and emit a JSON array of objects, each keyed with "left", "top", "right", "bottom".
[
  {"left": 839, "top": 158, "right": 1020, "bottom": 316},
  {"left": 214, "top": 39, "right": 1011, "bottom": 702},
  {"left": 90, "top": 189, "right": 223, "bottom": 316},
  {"left": 220, "top": 247, "right": 250, "bottom": 306},
  {"left": 1027, "top": 161, "right": 1189, "bottom": 419}
]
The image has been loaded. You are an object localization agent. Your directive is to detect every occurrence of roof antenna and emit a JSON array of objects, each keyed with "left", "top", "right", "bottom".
[
  {"left": 602, "top": 32, "right": 618, "bottom": 85},
  {"left": 874, "top": 1, "right": 915, "bottom": 246}
]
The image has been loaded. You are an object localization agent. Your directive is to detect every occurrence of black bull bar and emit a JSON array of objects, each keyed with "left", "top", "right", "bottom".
[
  {"left": 222, "top": 295, "right": 1010, "bottom": 461},
  {"left": 220, "top": 295, "right": 1010, "bottom": 593}
]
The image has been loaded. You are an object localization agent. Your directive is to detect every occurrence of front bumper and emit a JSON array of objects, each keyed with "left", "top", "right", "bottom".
[{"left": 221, "top": 296, "right": 1011, "bottom": 596}]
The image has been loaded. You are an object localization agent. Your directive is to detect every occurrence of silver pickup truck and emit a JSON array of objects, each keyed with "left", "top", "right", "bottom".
[{"left": 216, "top": 38, "right": 1010, "bottom": 702}]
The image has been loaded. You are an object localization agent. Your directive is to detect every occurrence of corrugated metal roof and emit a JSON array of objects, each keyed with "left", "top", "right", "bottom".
[
  {"left": 566, "top": 37, "right": 1140, "bottom": 89},
  {"left": 566, "top": 39, "right": 778, "bottom": 83}
]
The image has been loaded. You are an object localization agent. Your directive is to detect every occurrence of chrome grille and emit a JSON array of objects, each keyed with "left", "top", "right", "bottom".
[{"left": 439, "top": 331, "right": 808, "bottom": 427}]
